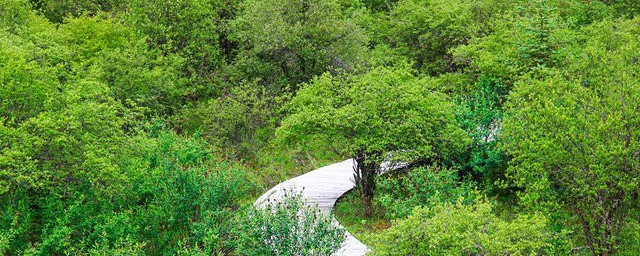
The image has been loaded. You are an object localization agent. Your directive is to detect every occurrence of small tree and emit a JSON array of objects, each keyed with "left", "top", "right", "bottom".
[{"left": 277, "top": 67, "right": 468, "bottom": 216}]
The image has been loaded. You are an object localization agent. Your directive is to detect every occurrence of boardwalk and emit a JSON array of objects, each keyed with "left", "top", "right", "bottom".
[{"left": 254, "top": 159, "right": 369, "bottom": 256}]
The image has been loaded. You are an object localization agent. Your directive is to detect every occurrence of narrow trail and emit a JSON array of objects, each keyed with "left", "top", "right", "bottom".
[{"left": 254, "top": 159, "right": 369, "bottom": 256}]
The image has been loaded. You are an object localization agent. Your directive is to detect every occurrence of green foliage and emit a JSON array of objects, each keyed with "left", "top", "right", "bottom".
[
  {"left": 601, "top": 0, "right": 640, "bottom": 18},
  {"left": 230, "top": 0, "right": 368, "bottom": 90},
  {"left": 453, "top": 0, "right": 567, "bottom": 82},
  {"left": 3, "top": 0, "right": 640, "bottom": 254},
  {"left": 177, "top": 81, "right": 286, "bottom": 160},
  {"left": 0, "top": 32, "right": 57, "bottom": 127},
  {"left": 29, "top": 0, "right": 125, "bottom": 23},
  {"left": 502, "top": 17, "right": 640, "bottom": 255},
  {"left": 456, "top": 0, "right": 611, "bottom": 82},
  {"left": 58, "top": 16, "right": 183, "bottom": 117},
  {"left": 279, "top": 67, "right": 468, "bottom": 164},
  {"left": 235, "top": 191, "right": 345, "bottom": 255},
  {"left": 86, "top": 236, "right": 146, "bottom": 255},
  {"left": 454, "top": 76, "right": 509, "bottom": 190},
  {"left": 130, "top": 131, "right": 252, "bottom": 254},
  {"left": 380, "top": 0, "right": 510, "bottom": 75},
  {"left": 341, "top": 0, "right": 397, "bottom": 12},
  {"left": 375, "top": 166, "right": 476, "bottom": 219},
  {"left": 0, "top": 13, "right": 180, "bottom": 199},
  {"left": 371, "top": 198, "right": 564, "bottom": 255},
  {"left": 1, "top": 80, "right": 125, "bottom": 197},
  {"left": 1, "top": 12, "right": 184, "bottom": 120},
  {"left": 0, "top": 127, "right": 254, "bottom": 254},
  {"left": 124, "top": 0, "right": 233, "bottom": 100},
  {"left": 0, "top": 0, "right": 32, "bottom": 32},
  {"left": 618, "top": 218, "right": 640, "bottom": 256},
  {"left": 125, "top": 0, "right": 229, "bottom": 57},
  {"left": 278, "top": 66, "right": 468, "bottom": 216}
]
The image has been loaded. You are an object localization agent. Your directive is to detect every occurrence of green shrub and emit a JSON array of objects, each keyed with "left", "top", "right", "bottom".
[
  {"left": 371, "top": 198, "right": 566, "bottom": 255},
  {"left": 619, "top": 218, "right": 640, "bottom": 256},
  {"left": 375, "top": 166, "right": 476, "bottom": 219},
  {"left": 453, "top": 76, "right": 509, "bottom": 193},
  {"left": 234, "top": 190, "right": 345, "bottom": 256},
  {"left": 176, "top": 81, "right": 284, "bottom": 160},
  {"left": 0, "top": 0, "right": 31, "bottom": 32},
  {"left": 85, "top": 236, "right": 145, "bottom": 256},
  {"left": 0, "top": 128, "right": 253, "bottom": 254},
  {"left": 0, "top": 230, "right": 10, "bottom": 255},
  {"left": 230, "top": 0, "right": 368, "bottom": 90},
  {"left": 380, "top": 0, "right": 508, "bottom": 75},
  {"left": 126, "top": 131, "right": 253, "bottom": 255}
]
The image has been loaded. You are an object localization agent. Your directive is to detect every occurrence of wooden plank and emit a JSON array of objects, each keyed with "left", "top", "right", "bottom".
[{"left": 255, "top": 159, "right": 369, "bottom": 256}]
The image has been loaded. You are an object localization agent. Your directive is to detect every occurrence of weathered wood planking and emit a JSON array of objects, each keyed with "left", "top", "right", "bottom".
[{"left": 254, "top": 159, "right": 369, "bottom": 256}]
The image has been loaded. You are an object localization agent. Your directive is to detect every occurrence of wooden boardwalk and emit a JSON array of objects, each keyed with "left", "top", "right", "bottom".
[{"left": 254, "top": 159, "right": 369, "bottom": 256}]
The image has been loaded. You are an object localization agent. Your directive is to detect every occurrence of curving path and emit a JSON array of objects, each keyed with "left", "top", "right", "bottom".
[{"left": 254, "top": 159, "right": 369, "bottom": 256}]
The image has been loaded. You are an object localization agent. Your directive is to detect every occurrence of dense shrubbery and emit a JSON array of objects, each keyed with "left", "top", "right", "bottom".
[
  {"left": 2, "top": 0, "right": 640, "bottom": 255},
  {"left": 0, "top": 128, "right": 250, "bottom": 254},
  {"left": 371, "top": 198, "right": 565, "bottom": 255},
  {"left": 0, "top": 1, "right": 346, "bottom": 254},
  {"left": 501, "top": 16, "right": 640, "bottom": 255},
  {"left": 0, "top": 126, "right": 345, "bottom": 254},
  {"left": 375, "top": 166, "right": 476, "bottom": 219},
  {"left": 230, "top": 0, "right": 368, "bottom": 91}
]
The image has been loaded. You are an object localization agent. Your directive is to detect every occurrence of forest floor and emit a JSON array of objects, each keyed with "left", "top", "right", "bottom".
[{"left": 333, "top": 190, "right": 390, "bottom": 247}]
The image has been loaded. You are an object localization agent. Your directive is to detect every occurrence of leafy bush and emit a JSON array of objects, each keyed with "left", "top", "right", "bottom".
[
  {"left": 618, "top": 218, "right": 640, "bottom": 256},
  {"left": 453, "top": 76, "right": 509, "bottom": 191},
  {"left": 380, "top": 0, "right": 510, "bottom": 75},
  {"left": 125, "top": 130, "right": 253, "bottom": 255},
  {"left": 235, "top": 190, "right": 345, "bottom": 256},
  {"left": 124, "top": 0, "right": 234, "bottom": 101},
  {"left": 30, "top": 0, "right": 125, "bottom": 23},
  {"left": 371, "top": 198, "right": 566, "bottom": 255},
  {"left": 176, "top": 81, "right": 284, "bottom": 160},
  {"left": 0, "top": 128, "right": 254, "bottom": 254},
  {"left": 603, "top": 0, "right": 640, "bottom": 18},
  {"left": 502, "top": 17, "right": 640, "bottom": 255},
  {"left": 375, "top": 166, "right": 476, "bottom": 219},
  {"left": 452, "top": 0, "right": 570, "bottom": 82},
  {"left": 0, "top": 0, "right": 32, "bottom": 32},
  {"left": 230, "top": 0, "right": 368, "bottom": 89}
]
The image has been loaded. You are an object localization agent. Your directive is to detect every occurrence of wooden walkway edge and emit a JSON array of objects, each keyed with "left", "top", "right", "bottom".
[{"left": 254, "top": 159, "right": 369, "bottom": 256}]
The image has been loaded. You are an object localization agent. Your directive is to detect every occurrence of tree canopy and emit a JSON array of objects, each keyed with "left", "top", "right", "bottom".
[{"left": 279, "top": 67, "right": 467, "bottom": 163}]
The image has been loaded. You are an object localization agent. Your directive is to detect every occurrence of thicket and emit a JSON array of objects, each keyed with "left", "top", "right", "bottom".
[
  {"left": 0, "top": 0, "right": 344, "bottom": 254},
  {"left": 1, "top": 0, "right": 639, "bottom": 255}
]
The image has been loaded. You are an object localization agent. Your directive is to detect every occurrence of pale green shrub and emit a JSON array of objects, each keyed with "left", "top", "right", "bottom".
[
  {"left": 371, "top": 198, "right": 560, "bottom": 255},
  {"left": 235, "top": 191, "right": 345, "bottom": 256}
]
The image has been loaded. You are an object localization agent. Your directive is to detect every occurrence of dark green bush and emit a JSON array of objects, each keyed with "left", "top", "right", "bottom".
[
  {"left": 453, "top": 76, "right": 509, "bottom": 191},
  {"left": 128, "top": 131, "right": 252, "bottom": 255},
  {"left": 375, "top": 166, "right": 476, "bottom": 219}
]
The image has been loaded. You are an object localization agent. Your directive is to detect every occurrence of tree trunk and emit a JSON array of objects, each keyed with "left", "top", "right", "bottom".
[{"left": 353, "top": 150, "right": 379, "bottom": 218}]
